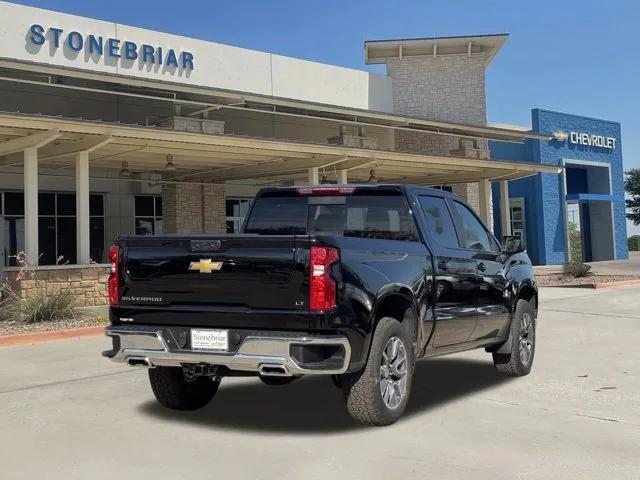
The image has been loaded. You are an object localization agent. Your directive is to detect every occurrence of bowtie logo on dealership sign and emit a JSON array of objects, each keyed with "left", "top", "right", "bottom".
[
  {"left": 28, "top": 24, "right": 195, "bottom": 71},
  {"left": 552, "top": 130, "right": 616, "bottom": 149},
  {"left": 189, "top": 259, "right": 223, "bottom": 273},
  {"left": 552, "top": 130, "right": 569, "bottom": 142}
]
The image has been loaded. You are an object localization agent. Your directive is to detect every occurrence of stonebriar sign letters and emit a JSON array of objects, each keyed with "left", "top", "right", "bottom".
[{"left": 28, "top": 24, "right": 195, "bottom": 70}]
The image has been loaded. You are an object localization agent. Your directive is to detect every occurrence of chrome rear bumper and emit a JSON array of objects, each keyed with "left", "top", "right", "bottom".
[{"left": 103, "top": 326, "right": 351, "bottom": 376}]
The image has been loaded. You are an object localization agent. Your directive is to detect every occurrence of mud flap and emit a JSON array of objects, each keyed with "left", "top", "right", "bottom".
[{"left": 494, "top": 331, "right": 514, "bottom": 354}]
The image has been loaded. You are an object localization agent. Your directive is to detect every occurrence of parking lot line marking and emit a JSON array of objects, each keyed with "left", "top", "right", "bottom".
[{"left": 0, "top": 369, "right": 134, "bottom": 396}]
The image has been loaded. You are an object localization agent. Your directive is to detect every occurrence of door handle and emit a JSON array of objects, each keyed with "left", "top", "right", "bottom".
[
  {"left": 476, "top": 262, "right": 487, "bottom": 272},
  {"left": 437, "top": 260, "right": 448, "bottom": 271}
]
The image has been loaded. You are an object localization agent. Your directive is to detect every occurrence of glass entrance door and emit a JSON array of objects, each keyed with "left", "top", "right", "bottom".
[{"left": 509, "top": 198, "right": 526, "bottom": 248}]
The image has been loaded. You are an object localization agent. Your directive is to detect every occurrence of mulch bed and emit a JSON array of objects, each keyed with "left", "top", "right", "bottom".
[
  {"left": 0, "top": 316, "right": 108, "bottom": 336},
  {"left": 536, "top": 274, "right": 639, "bottom": 287}
]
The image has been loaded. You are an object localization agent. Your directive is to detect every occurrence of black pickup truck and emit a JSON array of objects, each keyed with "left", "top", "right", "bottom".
[{"left": 103, "top": 184, "right": 537, "bottom": 426}]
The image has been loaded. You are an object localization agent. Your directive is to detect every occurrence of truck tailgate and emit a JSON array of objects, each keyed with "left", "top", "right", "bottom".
[{"left": 115, "top": 235, "right": 310, "bottom": 329}]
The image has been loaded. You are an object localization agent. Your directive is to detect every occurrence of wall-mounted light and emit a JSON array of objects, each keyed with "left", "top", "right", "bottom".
[
  {"left": 119, "top": 161, "right": 131, "bottom": 178},
  {"left": 165, "top": 154, "right": 176, "bottom": 171}
]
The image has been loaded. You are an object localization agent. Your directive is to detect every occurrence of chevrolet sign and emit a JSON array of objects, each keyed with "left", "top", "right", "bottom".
[{"left": 569, "top": 131, "right": 616, "bottom": 149}]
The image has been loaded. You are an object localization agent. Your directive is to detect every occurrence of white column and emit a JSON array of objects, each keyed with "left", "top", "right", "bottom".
[
  {"left": 337, "top": 170, "right": 348, "bottom": 184},
  {"left": 478, "top": 178, "right": 492, "bottom": 229},
  {"left": 499, "top": 180, "right": 512, "bottom": 238},
  {"left": 308, "top": 167, "right": 319, "bottom": 184},
  {"left": 76, "top": 151, "right": 91, "bottom": 264},
  {"left": 23, "top": 147, "right": 39, "bottom": 265}
]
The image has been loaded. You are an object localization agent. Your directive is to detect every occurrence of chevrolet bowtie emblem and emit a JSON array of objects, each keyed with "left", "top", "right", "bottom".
[
  {"left": 552, "top": 130, "right": 568, "bottom": 142},
  {"left": 189, "top": 259, "right": 223, "bottom": 273}
]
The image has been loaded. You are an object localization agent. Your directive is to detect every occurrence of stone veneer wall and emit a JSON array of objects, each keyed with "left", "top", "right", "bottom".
[
  {"left": 386, "top": 54, "right": 491, "bottom": 213},
  {"left": 4, "top": 265, "right": 110, "bottom": 307},
  {"left": 162, "top": 181, "right": 226, "bottom": 234},
  {"left": 203, "top": 184, "right": 227, "bottom": 233}
]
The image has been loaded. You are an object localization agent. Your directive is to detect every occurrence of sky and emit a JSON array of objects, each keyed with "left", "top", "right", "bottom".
[{"left": 10, "top": 0, "right": 640, "bottom": 235}]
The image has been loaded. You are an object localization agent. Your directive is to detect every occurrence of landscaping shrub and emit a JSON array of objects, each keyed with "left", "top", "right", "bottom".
[
  {"left": 0, "top": 251, "right": 78, "bottom": 323},
  {"left": 628, "top": 235, "right": 640, "bottom": 252},
  {"left": 562, "top": 261, "right": 592, "bottom": 278},
  {"left": 0, "top": 283, "right": 77, "bottom": 323}
]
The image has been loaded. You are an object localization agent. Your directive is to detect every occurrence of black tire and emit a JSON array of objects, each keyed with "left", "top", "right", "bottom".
[
  {"left": 493, "top": 298, "right": 536, "bottom": 376},
  {"left": 260, "top": 376, "right": 296, "bottom": 386},
  {"left": 148, "top": 366, "right": 219, "bottom": 410},
  {"left": 341, "top": 316, "right": 415, "bottom": 426}
]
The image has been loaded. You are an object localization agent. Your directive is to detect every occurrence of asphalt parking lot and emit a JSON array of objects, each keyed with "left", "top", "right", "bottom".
[{"left": 1, "top": 286, "right": 638, "bottom": 480}]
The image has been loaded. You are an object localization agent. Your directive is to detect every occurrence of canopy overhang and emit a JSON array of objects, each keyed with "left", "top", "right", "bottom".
[{"left": 0, "top": 112, "right": 561, "bottom": 185}]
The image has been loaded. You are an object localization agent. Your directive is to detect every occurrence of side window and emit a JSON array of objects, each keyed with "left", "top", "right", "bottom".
[
  {"left": 418, "top": 195, "right": 460, "bottom": 248},
  {"left": 450, "top": 201, "right": 500, "bottom": 253}
]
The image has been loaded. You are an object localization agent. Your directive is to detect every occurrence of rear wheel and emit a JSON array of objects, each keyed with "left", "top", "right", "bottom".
[
  {"left": 341, "top": 316, "right": 415, "bottom": 426},
  {"left": 493, "top": 298, "right": 536, "bottom": 376},
  {"left": 148, "top": 366, "right": 219, "bottom": 410}
]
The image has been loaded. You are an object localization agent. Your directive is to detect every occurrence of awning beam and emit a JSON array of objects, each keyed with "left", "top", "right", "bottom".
[
  {"left": 0, "top": 129, "right": 61, "bottom": 156},
  {"left": 39, "top": 134, "right": 113, "bottom": 160}
]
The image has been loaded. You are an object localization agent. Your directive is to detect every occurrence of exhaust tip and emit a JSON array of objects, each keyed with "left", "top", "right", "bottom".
[
  {"left": 127, "top": 357, "right": 149, "bottom": 367},
  {"left": 258, "top": 364, "right": 290, "bottom": 377}
]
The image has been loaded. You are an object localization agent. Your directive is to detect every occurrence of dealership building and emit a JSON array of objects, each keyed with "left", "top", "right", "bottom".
[{"left": 0, "top": 1, "right": 628, "bottom": 304}]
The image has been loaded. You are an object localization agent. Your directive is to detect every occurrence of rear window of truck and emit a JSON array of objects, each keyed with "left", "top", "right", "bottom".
[{"left": 244, "top": 194, "right": 416, "bottom": 240}]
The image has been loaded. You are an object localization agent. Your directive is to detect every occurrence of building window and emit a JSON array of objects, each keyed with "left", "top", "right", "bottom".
[
  {"left": 509, "top": 198, "right": 526, "bottom": 249},
  {"left": 90, "top": 195, "right": 105, "bottom": 263},
  {"left": 2, "top": 192, "right": 25, "bottom": 267},
  {"left": 135, "top": 196, "right": 163, "bottom": 235},
  {"left": 225, "top": 198, "right": 252, "bottom": 233},
  {"left": 1, "top": 192, "right": 104, "bottom": 266}
]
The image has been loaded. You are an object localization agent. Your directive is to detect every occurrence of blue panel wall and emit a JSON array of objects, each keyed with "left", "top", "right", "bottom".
[
  {"left": 490, "top": 108, "right": 628, "bottom": 265},
  {"left": 533, "top": 109, "right": 627, "bottom": 263}
]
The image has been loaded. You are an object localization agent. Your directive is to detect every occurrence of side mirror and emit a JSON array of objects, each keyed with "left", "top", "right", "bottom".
[{"left": 502, "top": 235, "right": 523, "bottom": 254}]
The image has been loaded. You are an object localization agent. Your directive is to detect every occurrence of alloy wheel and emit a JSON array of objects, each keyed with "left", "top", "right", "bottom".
[
  {"left": 519, "top": 312, "right": 534, "bottom": 366},
  {"left": 379, "top": 336, "right": 408, "bottom": 409}
]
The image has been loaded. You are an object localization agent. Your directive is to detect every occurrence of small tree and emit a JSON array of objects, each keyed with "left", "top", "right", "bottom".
[
  {"left": 625, "top": 169, "right": 640, "bottom": 226},
  {"left": 567, "top": 221, "right": 583, "bottom": 262},
  {"left": 563, "top": 221, "right": 591, "bottom": 278}
]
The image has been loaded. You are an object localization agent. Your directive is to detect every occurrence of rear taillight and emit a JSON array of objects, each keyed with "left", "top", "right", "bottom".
[
  {"left": 108, "top": 244, "right": 119, "bottom": 305},
  {"left": 309, "top": 246, "right": 339, "bottom": 312}
]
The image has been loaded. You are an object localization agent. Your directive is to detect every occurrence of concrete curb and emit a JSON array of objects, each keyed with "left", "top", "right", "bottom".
[
  {"left": 543, "top": 279, "right": 640, "bottom": 289},
  {"left": 592, "top": 279, "right": 640, "bottom": 289},
  {"left": 0, "top": 325, "right": 105, "bottom": 348}
]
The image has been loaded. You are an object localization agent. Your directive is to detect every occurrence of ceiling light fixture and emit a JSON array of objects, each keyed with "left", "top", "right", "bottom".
[
  {"left": 164, "top": 154, "right": 176, "bottom": 172},
  {"left": 119, "top": 161, "right": 131, "bottom": 178}
]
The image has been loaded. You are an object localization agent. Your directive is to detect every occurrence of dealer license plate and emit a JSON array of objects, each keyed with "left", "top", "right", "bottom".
[{"left": 191, "top": 329, "right": 228, "bottom": 351}]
